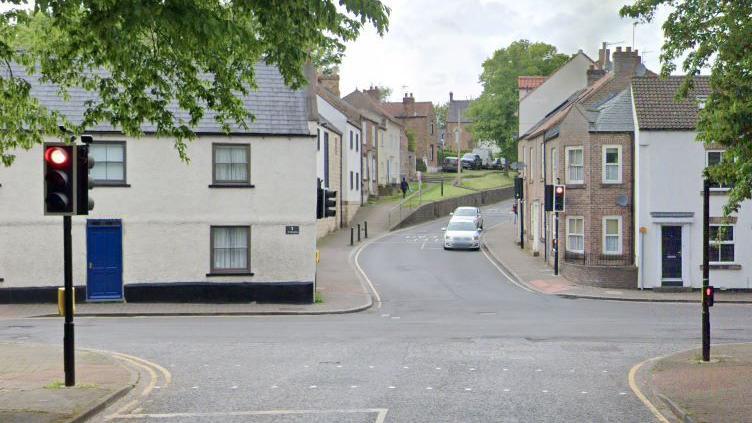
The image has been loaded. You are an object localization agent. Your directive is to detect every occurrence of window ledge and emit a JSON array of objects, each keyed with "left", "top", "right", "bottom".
[
  {"left": 206, "top": 272, "right": 255, "bottom": 277},
  {"left": 94, "top": 183, "right": 131, "bottom": 188},
  {"left": 566, "top": 184, "right": 586, "bottom": 189},
  {"left": 601, "top": 182, "right": 624, "bottom": 187},
  {"left": 209, "top": 184, "right": 255, "bottom": 189},
  {"left": 701, "top": 264, "right": 742, "bottom": 271}
]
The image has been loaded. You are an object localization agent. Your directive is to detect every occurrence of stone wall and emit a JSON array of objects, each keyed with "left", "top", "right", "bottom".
[
  {"left": 394, "top": 186, "right": 514, "bottom": 230},
  {"left": 561, "top": 262, "right": 637, "bottom": 289}
]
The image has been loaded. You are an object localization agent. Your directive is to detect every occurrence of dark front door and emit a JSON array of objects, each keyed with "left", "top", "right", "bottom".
[
  {"left": 661, "top": 225, "right": 682, "bottom": 284},
  {"left": 86, "top": 219, "right": 123, "bottom": 301}
]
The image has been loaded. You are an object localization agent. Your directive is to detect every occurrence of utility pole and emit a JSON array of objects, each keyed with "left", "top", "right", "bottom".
[
  {"left": 702, "top": 178, "right": 711, "bottom": 361},
  {"left": 455, "top": 106, "right": 462, "bottom": 186}
]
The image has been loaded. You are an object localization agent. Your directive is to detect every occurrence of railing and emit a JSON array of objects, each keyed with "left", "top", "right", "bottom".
[
  {"left": 385, "top": 182, "right": 435, "bottom": 230},
  {"left": 563, "top": 251, "right": 634, "bottom": 267}
]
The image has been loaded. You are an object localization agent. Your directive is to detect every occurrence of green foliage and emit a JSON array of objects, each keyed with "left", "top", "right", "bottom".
[
  {"left": 375, "top": 85, "right": 392, "bottom": 101},
  {"left": 0, "top": 0, "right": 390, "bottom": 165},
  {"left": 405, "top": 129, "right": 416, "bottom": 152},
  {"left": 434, "top": 102, "right": 448, "bottom": 130},
  {"left": 415, "top": 158, "right": 427, "bottom": 172},
  {"left": 465, "top": 40, "right": 569, "bottom": 161},
  {"left": 621, "top": 1, "right": 752, "bottom": 213}
]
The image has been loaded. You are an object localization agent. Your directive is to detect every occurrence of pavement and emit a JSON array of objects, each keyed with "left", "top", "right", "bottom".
[
  {"left": 633, "top": 343, "right": 752, "bottom": 423},
  {"left": 0, "top": 202, "right": 394, "bottom": 320},
  {"left": 0, "top": 342, "right": 137, "bottom": 423},
  {"left": 481, "top": 202, "right": 752, "bottom": 304}
]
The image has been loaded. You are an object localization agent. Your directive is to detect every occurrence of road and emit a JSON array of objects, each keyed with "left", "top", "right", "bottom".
[{"left": 3, "top": 199, "right": 752, "bottom": 422}]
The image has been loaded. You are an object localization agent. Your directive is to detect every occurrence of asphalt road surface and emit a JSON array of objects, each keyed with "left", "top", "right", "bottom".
[{"left": 3, "top": 199, "right": 752, "bottom": 422}]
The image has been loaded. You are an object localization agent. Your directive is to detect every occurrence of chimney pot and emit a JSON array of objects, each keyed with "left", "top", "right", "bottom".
[
  {"left": 626, "top": 46, "right": 632, "bottom": 53},
  {"left": 616, "top": 46, "right": 623, "bottom": 52}
]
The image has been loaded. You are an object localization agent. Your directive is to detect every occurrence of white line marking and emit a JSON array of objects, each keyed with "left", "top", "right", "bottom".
[
  {"left": 111, "top": 408, "right": 390, "bottom": 420},
  {"left": 480, "top": 241, "right": 537, "bottom": 294},
  {"left": 388, "top": 386, "right": 396, "bottom": 389},
  {"left": 503, "top": 388, "right": 510, "bottom": 392},
  {"left": 309, "top": 385, "right": 317, "bottom": 389},
  {"left": 426, "top": 387, "right": 433, "bottom": 390}
]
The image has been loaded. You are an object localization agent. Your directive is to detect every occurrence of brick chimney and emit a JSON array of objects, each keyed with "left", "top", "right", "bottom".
[
  {"left": 587, "top": 64, "right": 607, "bottom": 86},
  {"left": 365, "top": 85, "right": 381, "bottom": 101},
  {"left": 317, "top": 72, "right": 340, "bottom": 97},
  {"left": 612, "top": 46, "right": 642, "bottom": 76},
  {"left": 597, "top": 42, "right": 612, "bottom": 71},
  {"left": 403, "top": 92, "right": 415, "bottom": 116}
]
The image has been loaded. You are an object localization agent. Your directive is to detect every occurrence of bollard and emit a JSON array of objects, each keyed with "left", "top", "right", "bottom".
[
  {"left": 357, "top": 224, "right": 361, "bottom": 242},
  {"left": 350, "top": 227, "right": 354, "bottom": 246},
  {"left": 364, "top": 221, "right": 368, "bottom": 238}
]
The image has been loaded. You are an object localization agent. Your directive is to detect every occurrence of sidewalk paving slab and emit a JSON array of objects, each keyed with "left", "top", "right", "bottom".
[
  {"left": 482, "top": 217, "right": 752, "bottom": 304},
  {"left": 0, "top": 342, "right": 136, "bottom": 423},
  {"left": 0, "top": 202, "right": 394, "bottom": 320},
  {"left": 637, "top": 344, "right": 752, "bottom": 423}
]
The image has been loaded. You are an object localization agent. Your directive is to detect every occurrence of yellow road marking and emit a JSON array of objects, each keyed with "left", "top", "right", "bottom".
[{"left": 628, "top": 357, "right": 670, "bottom": 423}]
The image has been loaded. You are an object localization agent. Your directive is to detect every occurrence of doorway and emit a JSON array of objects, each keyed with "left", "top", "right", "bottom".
[{"left": 661, "top": 225, "right": 683, "bottom": 286}]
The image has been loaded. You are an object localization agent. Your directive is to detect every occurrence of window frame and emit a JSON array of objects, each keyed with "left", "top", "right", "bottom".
[
  {"left": 565, "top": 146, "right": 584, "bottom": 184},
  {"left": 90, "top": 141, "right": 127, "bottom": 186},
  {"left": 211, "top": 143, "right": 252, "bottom": 187},
  {"left": 602, "top": 145, "right": 623, "bottom": 184},
  {"left": 706, "top": 150, "right": 730, "bottom": 190},
  {"left": 349, "top": 130, "right": 353, "bottom": 150},
  {"left": 602, "top": 216, "right": 623, "bottom": 255},
  {"left": 540, "top": 142, "right": 545, "bottom": 181},
  {"left": 209, "top": 225, "right": 252, "bottom": 275},
  {"left": 551, "top": 147, "right": 558, "bottom": 182},
  {"left": 709, "top": 224, "right": 735, "bottom": 264},
  {"left": 566, "top": 216, "right": 585, "bottom": 253},
  {"left": 356, "top": 133, "right": 360, "bottom": 152}
]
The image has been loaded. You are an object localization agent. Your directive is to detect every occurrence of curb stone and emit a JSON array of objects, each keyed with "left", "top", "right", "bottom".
[{"left": 657, "top": 393, "right": 697, "bottom": 423}]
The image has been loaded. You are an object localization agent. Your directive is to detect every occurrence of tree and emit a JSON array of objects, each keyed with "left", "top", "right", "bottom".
[
  {"left": 405, "top": 129, "right": 416, "bottom": 152},
  {"left": 621, "top": 1, "right": 752, "bottom": 213},
  {"left": 375, "top": 85, "right": 392, "bottom": 101},
  {"left": 0, "top": 0, "right": 389, "bottom": 165},
  {"left": 434, "top": 102, "right": 447, "bottom": 131},
  {"left": 465, "top": 40, "right": 569, "bottom": 161}
]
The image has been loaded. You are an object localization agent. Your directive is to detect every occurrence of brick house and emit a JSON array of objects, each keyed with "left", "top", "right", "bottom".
[
  {"left": 383, "top": 93, "right": 439, "bottom": 173},
  {"left": 518, "top": 46, "right": 651, "bottom": 288},
  {"left": 446, "top": 92, "right": 474, "bottom": 151},
  {"left": 518, "top": 76, "right": 547, "bottom": 101}
]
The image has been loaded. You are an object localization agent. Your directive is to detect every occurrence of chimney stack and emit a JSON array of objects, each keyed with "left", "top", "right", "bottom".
[
  {"left": 317, "top": 72, "right": 340, "bottom": 97},
  {"left": 587, "top": 64, "right": 606, "bottom": 86},
  {"left": 597, "top": 41, "right": 612, "bottom": 71},
  {"left": 403, "top": 92, "right": 415, "bottom": 116},
  {"left": 365, "top": 86, "right": 381, "bottom": 101},
  {"left": 612, "top": 45, "right": 642, "bottom": 76},
  {"left": 449, "top": 91, "right": 454, "bottom": 102}
]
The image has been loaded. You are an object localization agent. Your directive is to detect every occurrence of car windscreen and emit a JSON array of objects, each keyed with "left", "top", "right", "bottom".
[
  {"left": 447, "top": 221, "right": 476, "bottom": 231},
  {"left": 454, "top": 209, "right": 476, "bottom": 216}
]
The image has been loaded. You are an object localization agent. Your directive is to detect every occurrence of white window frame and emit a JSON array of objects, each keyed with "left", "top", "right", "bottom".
[
  {"left": 706, "top": 150, "right": 730, "bottom": 191},
  {"left": 709, "top": 224, "right": 735, "bottom": 264},
  {"left": 540, "top": 142, "right": 545, "bottom": 180},
  {"left": 566, "top": 216, "right": 585, "bottom": 253},
  {"left": 551, "top": 147, "right": 558, "bottom": 182},
  {"left": 602, "top": 216, "right": 623, "bottom": 255},
  {"left": 90, "top": 141, "right": 126, "bottom": 185},
  {"left": 565, "top": 146, "right": 584, "bottom": 184},
  {"left": 602, "top": 145, "right": 622, "bottom": 184}
]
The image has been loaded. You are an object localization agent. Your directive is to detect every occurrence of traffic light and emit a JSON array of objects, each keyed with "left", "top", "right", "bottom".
[
  {"left": 553, "top": 184, "right": 566, "bottom": 212},
  {"left": 514, "top": 177, "right": 524, "bottom": 200},
  {"left": 44, "top": 144, "right": 76, "bottom": 215},
  {"left": 316, "top": 178, "right": 324, "bottom": 219},
  {"left": 706, "top": 285, "right": 715, "bottom": 307},
  {"left": 324, "top": 190, "right": 337, "bottom": 218},
  {"left": 76, "top": 144, "right": 95, "bottom": 215},
  {"left": 544, "top": 184, "right": 553, "bottom": 211}
]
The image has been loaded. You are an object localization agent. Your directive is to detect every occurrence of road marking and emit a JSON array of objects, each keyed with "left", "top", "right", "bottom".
[
  {"left": 388, "top": 386, "right": 396, "bottom": 389},
  {"left": 542, "top": 390, "right": 548, "bottom": 393},
  {"left": 351, "top": 385, "right": 358, "bottom": 389},
  {"left": 628, "top": 357, "right": 671, "bottom": 423},
  {"left": 503, "top": 388, "right": 510, "bottom": 392},
  {"left": 464, "top": 388, "right": 472, "bottom": 391},
  {"left": 479, "top": 240, "right": 538, "bottom": 294},
  {"left": 110, "top": 408, "right": 390, "bottom": 421},
  {"left": 581, "top": 391, "right": 588, "bottom": 394},
  {"left": 503, "top": 368, "right": 508, "bottom": 371},
  {"left": 426, "top": 387, "right": 433, "bottom": 390}
]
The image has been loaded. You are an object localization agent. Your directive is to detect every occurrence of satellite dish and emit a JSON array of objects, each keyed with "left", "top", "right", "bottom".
[{"left": 616, "top": 194, "right": 629, "bottom": 207}]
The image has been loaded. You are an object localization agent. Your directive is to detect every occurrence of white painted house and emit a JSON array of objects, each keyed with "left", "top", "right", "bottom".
[
  {"left": 378, "top": 117, "right": 402, "bottom": 187},
  {"left": 632, "top": 76, "right": 752, "bottom": 289},
  {"left": 0, "top": 63, "right": 319, "bottom": 303}
]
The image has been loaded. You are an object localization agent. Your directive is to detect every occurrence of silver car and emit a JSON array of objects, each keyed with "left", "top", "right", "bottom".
[
  {"left": 443, "top": 220, "right": 481, "bottom": 250},
  {"left": 450, "top": 206, "right": 483, "bottom": 229}
]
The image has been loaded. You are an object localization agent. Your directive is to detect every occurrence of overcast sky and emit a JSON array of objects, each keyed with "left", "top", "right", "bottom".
[{"left": 339, "top": 0, "right": 671, "bottom": 104}]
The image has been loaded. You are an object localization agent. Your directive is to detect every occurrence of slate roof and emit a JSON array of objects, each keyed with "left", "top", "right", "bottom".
[
  {"left": 586, "top": 88, "right": 634, "bottom": 132},
  {"left": 631, "top": 76, "right": 711, "bottom": 130},
  {"left": 447, "top": 99, "right": 472, "bottom": 123},
  {"left": 4, "top": 62, "right": 310, "bottom": 136},
  {"left": 317, "top": 86, "right": 362, "bottom": 127},
  {"left": 382, "top": 101, "right": 433, "bottom": 118},
  {"left": 342, "top": 90, "right": 402, "bottom": 128}
]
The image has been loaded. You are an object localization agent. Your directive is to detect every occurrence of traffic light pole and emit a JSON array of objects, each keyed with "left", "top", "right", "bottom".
[
  {"left": 63, "top": 215, "right": 75, "bottom": 386},
  {"left": 702, "top": 179, "right": 710, "bottom": 362},
  {"left": 554, "top": 211, "right": 559, "bottom": 276}
]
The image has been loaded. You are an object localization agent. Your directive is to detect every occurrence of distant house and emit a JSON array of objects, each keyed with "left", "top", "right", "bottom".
[
  {"left": 632, "top": 76, "right": 752, "bottom": 289},
  {"left": 315, "top": 115, "right": 342, "bottom": 239},
  {"left": 383, "top": 93, "right": 439, "bottom": 172},
  {"left": 446, "top": 92, "right": 474, "bottom": 151},
  {"left": 0, "top": 63, "right": 318, "bottom": 304},
  {"left": 518, "top": 76, "right": 547, "bottom": 101}
]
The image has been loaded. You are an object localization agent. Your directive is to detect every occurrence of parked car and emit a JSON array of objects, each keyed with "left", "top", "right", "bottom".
[
  {"left": 442, "top": 220, "right": 481, "bottom": 250},
  {"left": 461, "top": 153, "right": 482, "bottom": 170},
  {"left": 471, "top": 148, "right": 493, "bottom": 168},
  {"left": 491, "top": 157, "right": 508, "bottom": 170},
  {"left": 442, "top": 156, "right": 459, "bottom": 172},
  {"left": 450, "top": 206, "right": 483, "bottom": 229}
]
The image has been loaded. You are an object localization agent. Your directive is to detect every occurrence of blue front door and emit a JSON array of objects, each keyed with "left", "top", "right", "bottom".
[{"left": 87, "top": 220, "right": 123, "bottom": 301}]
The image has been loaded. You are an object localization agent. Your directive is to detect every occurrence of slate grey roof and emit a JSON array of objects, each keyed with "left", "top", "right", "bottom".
[
  {"left": 4, "top": 62, "right": 311, "bottom": 136},
  {"left": 587, "top": 88, "right": 634, "bottom": 132},
  {"left": 447, "top": 99, "right": 472, "bottom": 123},
  {"left": 631, "top": 76, "right": 711, "bottom": 130}
]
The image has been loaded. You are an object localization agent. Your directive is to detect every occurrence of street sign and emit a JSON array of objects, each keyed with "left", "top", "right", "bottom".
[{"left": 285, "top": 225, "right": 300, "bottom": 235}]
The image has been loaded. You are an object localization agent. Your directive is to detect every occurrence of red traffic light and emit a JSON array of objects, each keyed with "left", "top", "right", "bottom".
[
  {"left": 555, "top": 186, "right": 565, "bottom": 194},
  {"left": 45, "top": 147, "right": 70, "bottom": 167},
  {"left": 706, "top": 285, "right": 715, "bottom": 307}
]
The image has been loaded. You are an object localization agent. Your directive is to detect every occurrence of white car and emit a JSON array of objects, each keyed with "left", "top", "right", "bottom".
[
  {"left": 449, "top": 206, "right": 483, "bottom": 229},
  {"left": 443, "top": 220, "right": 481, "bottom": 250}
]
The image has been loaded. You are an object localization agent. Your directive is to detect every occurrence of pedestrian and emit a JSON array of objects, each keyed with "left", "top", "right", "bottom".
[{"left": 400, "top": 177, "right": 409, "bottom": 198}]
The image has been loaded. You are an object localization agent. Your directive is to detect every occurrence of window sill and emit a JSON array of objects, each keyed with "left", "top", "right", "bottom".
[
  {"left": 209, "top": 184, "right": 255, "bottom": 189},
  {"left": 206, "top": 272, "right": 255, "bottom": 277},
  {"left": 94, "top": 183, "right": 131, "bottom": 188},
  {"left": 701, "top": 264, "right": 742, "bottom": 271},
  {"left": 601, "top": 182, "right": 624, "bottom": 187},
  {"left": 700, "top": 189, "right": 730, "bottom": 196},
  {"left": 565, "top": 183, "right": 585, "bottom": 189}
]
